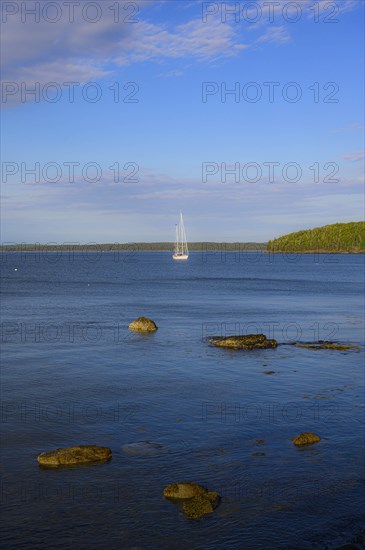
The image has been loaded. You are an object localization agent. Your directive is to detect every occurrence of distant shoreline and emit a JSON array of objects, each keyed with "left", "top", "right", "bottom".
[
  {"left": 0, "top": 242, "right": 267, "bottom": 253},
  {"left": 1, "top": 245, "right": 363, "bottom": 254}
]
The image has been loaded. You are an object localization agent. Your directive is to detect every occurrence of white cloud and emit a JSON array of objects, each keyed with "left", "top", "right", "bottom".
[
  {"left": 256, "top": 25, "right": 290, "bottom": 44},
  {"left": 1, "top": 4, "right": 249, "bottom": 105},
  {"left": 343, "top": 151, "right": 365, "bottom": 162},
  {"left": 0, "top": 0, "right": 361, "bottom": 107},
  {"left": 114, "top": 19, "right": 248, "bottom": 65},
  {"left": 333, "top": 122, "right": 364, "bottom": 134},
  {"left": 159, "top": 69, "right": 184, "bottom": 78}
]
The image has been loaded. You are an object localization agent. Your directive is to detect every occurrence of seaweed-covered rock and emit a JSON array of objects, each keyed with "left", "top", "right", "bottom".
[
  {"left": 209, "top": 333, "right": 277, "bottom": 350},
  {"left": 164, "top": 483, "right": 221, "bottom": 519},
  {"left": 163, "top": 482, "right": 206, "bottom": 499},
  {"left": 128, "top": 317, "right": 158, "bottom": 332},
  {"left": 292, "top": 432, "right": 321, "bottom": 446},
  {"left": 37, "top": 445, "right": 112, "bottom": 468},
  {"left": 291, "top": 341, "right": 360, "bottom": 352},
  {"left": 182, "top": 493, "right": 219, "bottom": 519}
]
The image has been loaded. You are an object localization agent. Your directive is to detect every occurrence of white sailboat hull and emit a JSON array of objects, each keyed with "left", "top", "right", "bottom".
[{"left": 172, "top": 253, "right": 188, "bottom": 260}]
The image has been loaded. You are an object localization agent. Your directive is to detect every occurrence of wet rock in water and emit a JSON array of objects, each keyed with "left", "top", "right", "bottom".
[
  {"left": 164, "top": 483, "right": 221, "bottom": 519},
  {"left": 209, "top": 333, "right": 277, "bottom": 350},
  {"left": 291, "top": 340, "right": 360, "bottom": 352},
  {"left": 128, "top": 317, "right": 158, "bottom": 332},
  {"left": 292, "top": 432, "right": 321, "bottom": 446},
  {"left": 163, "top": 482, "right": 207, "bottom": 499},
  {"left": 182, "top": 492, "right": 220, "bottom": 519},
  {"left": 263, "top": 370, "right": 275, "bottom": 375},
  {"left": 37, "top": 445, "right": 112, "bottom": 468},
  {"left": 122, "top": 441, "right": 164, "bottom": 457}
]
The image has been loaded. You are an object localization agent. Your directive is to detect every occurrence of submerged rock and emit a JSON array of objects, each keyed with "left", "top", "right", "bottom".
[
  {"left": 273, "top": 504, "right": 291, "bottom": 511},
  {"left": 209, "top": 333, "right": 277, "bottom": 350},
  {"left": 37, "top": 445, "right": 112, "bottom": 468},
  {"left": 292, "top": 432, "right": 321, "bottom": 446},
  {"left": 163, "top": 482, "right": 206, "bottom": 499},
  {"left": 122, "top": 441, "right": 164, "bottom": 457},
  {"left": 128, "top": 317, "right": 158, "bottom": 332},
  {"left": 291, "top": 340, "right": 360, "bottom": 352}
]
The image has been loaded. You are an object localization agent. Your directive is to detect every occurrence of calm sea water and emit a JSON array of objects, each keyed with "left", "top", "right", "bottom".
[{"left": 1, "top": 251, "right": 364, "bottom": 549}]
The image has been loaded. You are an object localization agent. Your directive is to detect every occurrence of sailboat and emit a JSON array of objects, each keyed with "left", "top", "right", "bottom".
[{"left": 172, "top": 211, "right": 189, "bottom": 260}]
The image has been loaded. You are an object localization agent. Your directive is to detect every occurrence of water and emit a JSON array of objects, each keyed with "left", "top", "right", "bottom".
[{"left": 1, "top": 251, "right": 364, "bottom": 549}]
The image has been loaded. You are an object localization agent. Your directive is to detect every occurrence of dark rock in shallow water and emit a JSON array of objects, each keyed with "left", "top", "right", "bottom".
[
  {"left": 122, "top": 441, "right": 164, "bottom": 457},
  {"left": 128, "top": 317, "right": 158, "bottom": 332},
  {"left": 37, "top": 445, "right": 112, "bottom": 468},
  {"left": 209, "top": 333, "right": 277, "bottom": 350}
]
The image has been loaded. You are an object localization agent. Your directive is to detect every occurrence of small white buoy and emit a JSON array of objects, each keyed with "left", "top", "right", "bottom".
[{"left": 14, "top": 268, "right": 18, "bottom": 271}]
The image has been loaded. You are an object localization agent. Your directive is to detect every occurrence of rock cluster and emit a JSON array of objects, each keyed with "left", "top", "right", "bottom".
[{"left": 163, "top": 482, "right": 221, "bottom": 519}]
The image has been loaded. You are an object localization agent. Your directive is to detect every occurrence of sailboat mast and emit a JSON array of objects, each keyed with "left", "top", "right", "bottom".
[
  {"left": 175, "top": 224, "right": 179, "bottom": 254},
  {"left": 179, "top": 211, "right": 183, "bottom": 255},
  {"left": 173, "top": 211, "right": 188, "bottom": 260}
]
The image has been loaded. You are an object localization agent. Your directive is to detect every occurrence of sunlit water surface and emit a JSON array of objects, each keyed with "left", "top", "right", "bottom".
[{"left": 1, "top": 252, "right": 364, "bottom": 549}]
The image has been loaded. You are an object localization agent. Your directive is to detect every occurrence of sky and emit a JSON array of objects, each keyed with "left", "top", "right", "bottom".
[{"left": 1, "top": 0, "right": 364, "bottom": 243}]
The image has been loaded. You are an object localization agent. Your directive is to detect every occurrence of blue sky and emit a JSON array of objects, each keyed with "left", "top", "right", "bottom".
[{"left": 1, "top": 0, "right": 364, "bottom": 243}]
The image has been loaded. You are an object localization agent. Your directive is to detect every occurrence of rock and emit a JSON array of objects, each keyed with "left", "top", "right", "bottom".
[
  {"left": 37, "top": 445, "right": 112, "bottom": 468},
  {"left": 128, "top": 317, "right": 158, "bottom": 332},
  {"left": 122, "top": 441, "right": 164, "bottom": 457},
  {"left": 164, "top": 483, "right": 221, "bottom": 519},
  {"left": 209, "top": 333, "right": 277, "bottom": 350},
  {"left": 292, "top": 432, "right": 321, "bottom": 446},
  {"left": 205, "top": 491, "right": 221, "bottom": 507},
  {"left": 163, "top": 482, "right": 207, "bottom": 499},
  {"left": 263, "top": 370, "right": 275, "bottom": 375},
  {"left": 182, "top": 492, "right": 220, "bottom": 520},
  {"left": 182, "top": 494, "right": 216, "bottom": 519},
  {"left": 291, "top": 341, "right": 360, "bottom": 352}
]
